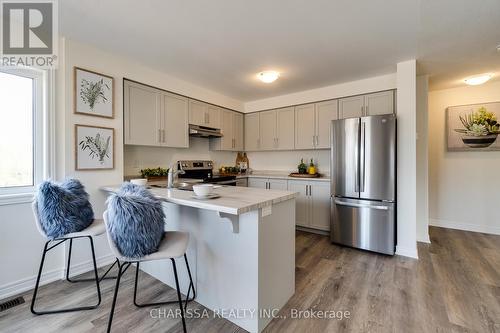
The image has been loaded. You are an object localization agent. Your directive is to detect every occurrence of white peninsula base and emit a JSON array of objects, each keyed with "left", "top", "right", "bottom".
[{"left": 139, "top": 196, "right": 296, "bottom": 333}]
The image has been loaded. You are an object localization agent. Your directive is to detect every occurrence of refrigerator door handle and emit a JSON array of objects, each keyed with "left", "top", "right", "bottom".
[
  {"left": 360, "top": 121, "right": 366, "bottom": 192},
  {"left": 334, "top": 199, "right": 389, "bottom": 211},
  {"left": 354, "top": 120, "right": 360, "bottom": 192}
]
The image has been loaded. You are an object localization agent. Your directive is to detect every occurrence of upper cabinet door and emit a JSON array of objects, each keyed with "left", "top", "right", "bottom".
[
  {"left": 189, "top": 100, "right": 208, "bottom": 126},
  {"left": 233, "top": 112, "right": 244, "bottom": 151},
  {"left": 124, "top": 81, "right": 161, "bottom": 146},
  {"left": 276, "top": 107, "right": 295, "bottom": 150},
  {"left": 339, "top": 95, "right": 364, "bottom": 119},
  {"left": 245, "top": 113, "right": 260, "bottom": 151},
  {"left": 220, "top": 109, "right": 234, "bottom": 150},
  {"left": 294, "top": 104, "right": 315, "bottom": 150},
  {"left": 259, "top": 110, "right": 277, "bottom": 150},
  {"left": 364, "top": 91, "right": 394, "bottom": 116},
  {"left": 315, "top": 100, "right": 338, "bottom": 149},
  {"left": 207, "top": 105, "right": 221, "bottom": 128},
  {"left": 162, "top": 92, "right": 189, "bottom": 148}
]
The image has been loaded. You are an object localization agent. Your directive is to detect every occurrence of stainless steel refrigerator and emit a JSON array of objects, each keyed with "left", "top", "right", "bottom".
[{"left": 330, "top": 114, "right": 396, "bottom": 255}]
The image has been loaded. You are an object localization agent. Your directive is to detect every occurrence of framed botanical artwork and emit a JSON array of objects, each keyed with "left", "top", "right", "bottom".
[
  {"left": 447, "top": 101, "right": 500, "bottom": 151},
  {"left": 75, "top": 124, "right": 114, "bottom": 170},
  {"left": 74, "top": 67, "right": 114, "bottom": 118}
]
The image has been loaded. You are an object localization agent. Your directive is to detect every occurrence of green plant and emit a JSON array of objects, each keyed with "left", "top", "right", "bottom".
[
  {"left": 298, "top": 158, "right": 307, "bottom": 174},
  {"left": 219, "top": 166, "right": 240, "bottom": 174},
  {"left": 455, "top": 107, "right": 500, "bottom": 136},
  {"left": 140, "top": 167, "right": 169, "bottom": 178},
  {"left": 80, "top": 78, "right": 110, "bottom": 110},
  {"left": 79, "top": 133, "right": 110, "bottom": 163}
]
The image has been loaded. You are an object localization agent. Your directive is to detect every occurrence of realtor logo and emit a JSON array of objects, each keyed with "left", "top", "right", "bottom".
[{"left": 1, "top": 0, "right": 58, "bottom": 68}]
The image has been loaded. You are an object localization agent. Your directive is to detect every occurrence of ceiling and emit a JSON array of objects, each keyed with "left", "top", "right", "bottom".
[{"left": 60, "top": 0, "right": 500, "bottom": 101}]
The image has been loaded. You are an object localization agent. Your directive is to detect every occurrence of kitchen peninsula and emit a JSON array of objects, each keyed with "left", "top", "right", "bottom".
[{"left": 101, "top": 185, "right": 297, "bottom": 333}]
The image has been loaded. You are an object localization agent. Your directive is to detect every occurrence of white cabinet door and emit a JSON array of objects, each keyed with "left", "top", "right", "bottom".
[
  {"left": 259, "top": 110, "right": 276, "bottom": 150},
  {"left": 207, "top": 105, "right": 221, "bottom": 128},
  {"left": 245, "top": 113, "right": 260, "bottom": 151},
  {"left": 310, "top": 182, "right": 331, "bottom": 231},
  {"left": 295, "top": 104, "right": 315, "bottom": 150},
  {"left": 288, "top": 180, "right": 309, "bottom": 227},
  {"left": 248, "top": 178, "right": 268, "bottom": 189},
  {"left": 162, "top": 92, "right": 189, "bottom": 148},
  {"left": 276, "top": 107, "right": 295, "bottom": 150},
  {"left": 233, "top": 112, "right": 244, "bottom": 151},
  {"left": 315, "top": 100, "right": 338, "bottom": 149},
  {"left": 189, "top": 100, "right": 208, "bottom": 126},
  {"left": 339, "top": 95, "right": 364, "bottom": 119},
  {"left": 124, "top": 82, "right": 161, "bottom": 146},
  {"left": 220, "top": 109, "right": 234, "bottom": 150},
  {"left": 364, "top": 91, "right": 394, "bottom": 116},
  {"left": 268, "top": 179, "right": 287, "bottom": 190}
]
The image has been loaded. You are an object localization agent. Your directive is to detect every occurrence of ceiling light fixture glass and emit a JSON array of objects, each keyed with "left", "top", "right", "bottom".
[
  {"left": 464, "top": 74, "right": 492, "bottom": 86},
  {"left": 258, "top": 71, "right": 280, "bottom": 83}
]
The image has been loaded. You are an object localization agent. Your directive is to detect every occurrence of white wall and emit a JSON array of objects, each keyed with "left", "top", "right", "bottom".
[
  {"left": 396, "top": 60, "right": 418, "bottom": 258},
  {"left": 428, "top": 80, "right": 500, "bottom": 235},
  {"left": 0, "top": 37, "right": 244, "bottom": 300},
  {"left": 416, "top": 75, "right": 430, "bottom": 243}
]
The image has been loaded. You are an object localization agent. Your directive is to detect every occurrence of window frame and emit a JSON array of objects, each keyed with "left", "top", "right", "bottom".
[{"left": 0, "top": 67, "right": 54, "bottom": 205}]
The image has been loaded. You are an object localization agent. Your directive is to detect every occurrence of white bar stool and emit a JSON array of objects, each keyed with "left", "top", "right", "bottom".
[
  {"left": 31, "top": 202, "right": 117, "bottom": 315},
  {"left": 103, "top": 210, "right": 195, "bottom": 333}
]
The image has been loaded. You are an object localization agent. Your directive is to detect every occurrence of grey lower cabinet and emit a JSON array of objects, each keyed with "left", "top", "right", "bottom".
[
  {"left": 247, "top": 177, "right": 287, "bottom": 190},
  {"left": 247, "top": 177, "right": 331, "bottom": 231},
  {"left": 288, "top": 180, "right": 331, "bottom": 231}
]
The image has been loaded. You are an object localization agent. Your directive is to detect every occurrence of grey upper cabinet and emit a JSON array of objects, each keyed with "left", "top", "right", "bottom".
[
  {"left": 315, "top": 100, "right": 338, "bottom": 149},
  {"left": 189, "top": 100, "right": 221, "bottom": 128},
  {"left": 295, "top": 104, "right": 316, "bottom": 150},
  {"left": 124, "top": 81, "right": 161, "bottom": 146},
  {"left": 245, "top": 113, "right": 260, "bottom": 151},
  {"left": 364, "top": 91, "right": 394, "bottom": 116},
  {"left": 162, "top": 92, "right": 189, "bottom": 148},
  {"left": 259, "top": 110, "right": 277, "bottom": 150},
  {"left": 339, "top": 90, "right": 394, "bottom": 119},
  {"left": 276, "top": 107, "right": 295, "bottom": 150},
  {"left": 339, "top": 95, "right": 364, "bottom": 119},
  {"left": 124, "top": 81, "right": 188, "bottom": 148},
  {"left": 295, "top": 100, "right": 338, "bottom": 149},
  {"left": 210, "top": 109, "right": 244, "bottom": 151}
]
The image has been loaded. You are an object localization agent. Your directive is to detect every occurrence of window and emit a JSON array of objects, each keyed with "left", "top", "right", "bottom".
[{"left": 0, "top": 67, "right": 51, "bottom": 201}]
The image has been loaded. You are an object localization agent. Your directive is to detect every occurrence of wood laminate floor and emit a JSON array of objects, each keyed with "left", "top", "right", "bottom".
[{"left": 1, "top": 226, "right": 499, "bottom": 332}]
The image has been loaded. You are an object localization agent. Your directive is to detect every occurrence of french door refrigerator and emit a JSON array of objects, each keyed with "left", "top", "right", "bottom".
[{"left": 330, "top": 114, "right": 396, "bottom": 255}]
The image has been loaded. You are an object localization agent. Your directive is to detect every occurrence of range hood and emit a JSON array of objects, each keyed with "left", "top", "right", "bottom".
[{"left": 189, "top": 124, "right": 223, "bottom": 138}]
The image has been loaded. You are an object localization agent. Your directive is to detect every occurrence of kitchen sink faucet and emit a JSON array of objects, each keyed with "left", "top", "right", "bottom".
[{"left": 167, "top": 163, "right": 185, "bottom": 189}]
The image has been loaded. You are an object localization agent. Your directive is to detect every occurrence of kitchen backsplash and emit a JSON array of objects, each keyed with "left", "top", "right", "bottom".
[{"left": 124, "top": 137, "right": 330, "bottom": 176}]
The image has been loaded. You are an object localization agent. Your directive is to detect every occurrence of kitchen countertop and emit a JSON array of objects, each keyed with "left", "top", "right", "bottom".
[
  {"left": 101, "top": 185, "right": 298, "bottom": 215},
  {"left": 235, "top": 170, "right": 330, "bottom": 182}
]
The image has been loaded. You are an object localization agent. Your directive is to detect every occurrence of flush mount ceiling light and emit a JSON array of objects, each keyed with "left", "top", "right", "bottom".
[
  {"left": 257, "top": 71, "right": 280, "bottom": 83},
  {"left": 464, "top": 73, "right": 492, "bottom": 86}
]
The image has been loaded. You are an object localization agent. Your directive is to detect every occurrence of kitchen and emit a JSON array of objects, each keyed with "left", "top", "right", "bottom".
[{"left": 1, "top": 1, "right": 500, "bottom": 333}]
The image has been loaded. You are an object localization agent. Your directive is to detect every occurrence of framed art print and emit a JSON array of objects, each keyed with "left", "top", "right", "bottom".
[
  {"left": 74, "top": 67, "right": 114, "bottom": 118},
  {"left": 75, "top": 124, "right": 114, "bottom": 170}
]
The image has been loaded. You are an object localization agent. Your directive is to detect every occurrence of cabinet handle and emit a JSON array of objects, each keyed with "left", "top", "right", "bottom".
[
  {"left": 312, "top": 135, "right": 315, "bottom": 147},
  {"left": 309, "top": 185, "right": 312, "bottom": 196},
  {"left": 257, "top": 138, "right": 260, "bottom": 149},
  {"left": 305, "top": 185, "right": 308, "bottom": 196},
  {"left": 365, "top": 106, "right": 368, "bottom": 115},
  {"left": 162, "top": 130, "right": 166, "bottom": 143},
  {"left": 158, "top": 129, "right": 161, "bottom": 143}
]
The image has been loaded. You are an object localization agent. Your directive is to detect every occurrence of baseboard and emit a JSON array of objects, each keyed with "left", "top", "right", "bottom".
[
  {"left": 395, "top": 245, "right": 419, "bottom": 259},
  {"left": 0, "top": 253, "right": 116, "bottom": 301},
  {"left": 296, "top": 226, "right": 329, "bottom": 236},
  {"left": 417, "top": 233, "right": 431, "bottom": 243},
  {"left": 429, "top": 218, "right": 500, "bottom": 236}
]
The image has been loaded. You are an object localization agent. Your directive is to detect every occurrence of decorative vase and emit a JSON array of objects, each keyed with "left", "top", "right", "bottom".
[{"left": 461, "top": 134, "right": 498, "bottom": 148}]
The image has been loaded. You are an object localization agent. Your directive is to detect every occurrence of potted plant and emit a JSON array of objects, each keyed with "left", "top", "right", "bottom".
[
  {"left": 454, "top": 107, "right": 500, "bottom": 148},
  {"left": 140, "top": 167, "right": 169, "bottom": 181}
]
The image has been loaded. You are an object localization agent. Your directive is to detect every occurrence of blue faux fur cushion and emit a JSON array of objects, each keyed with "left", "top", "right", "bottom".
[
  {"left": 35, "top": 179, "right": 94, "bottom": 239},
  {"left": 106, "top": 183, "right": 165, "bottom": 258}
]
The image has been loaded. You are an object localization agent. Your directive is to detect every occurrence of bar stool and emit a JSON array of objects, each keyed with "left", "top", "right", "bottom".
[
  {"left": 31, "top": 202, "right": 116, "bottom": 315},
  {"left": 103, "top": 210, "right": 195, "bottom": 333}
]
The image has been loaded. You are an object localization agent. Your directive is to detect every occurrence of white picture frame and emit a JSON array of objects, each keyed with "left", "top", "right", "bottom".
[
  {"left": 75, "top": 124, "right": 115, "bottom": 170},
  {"left": 74, "top": 67, "right": 114, "bottom": 118}
]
